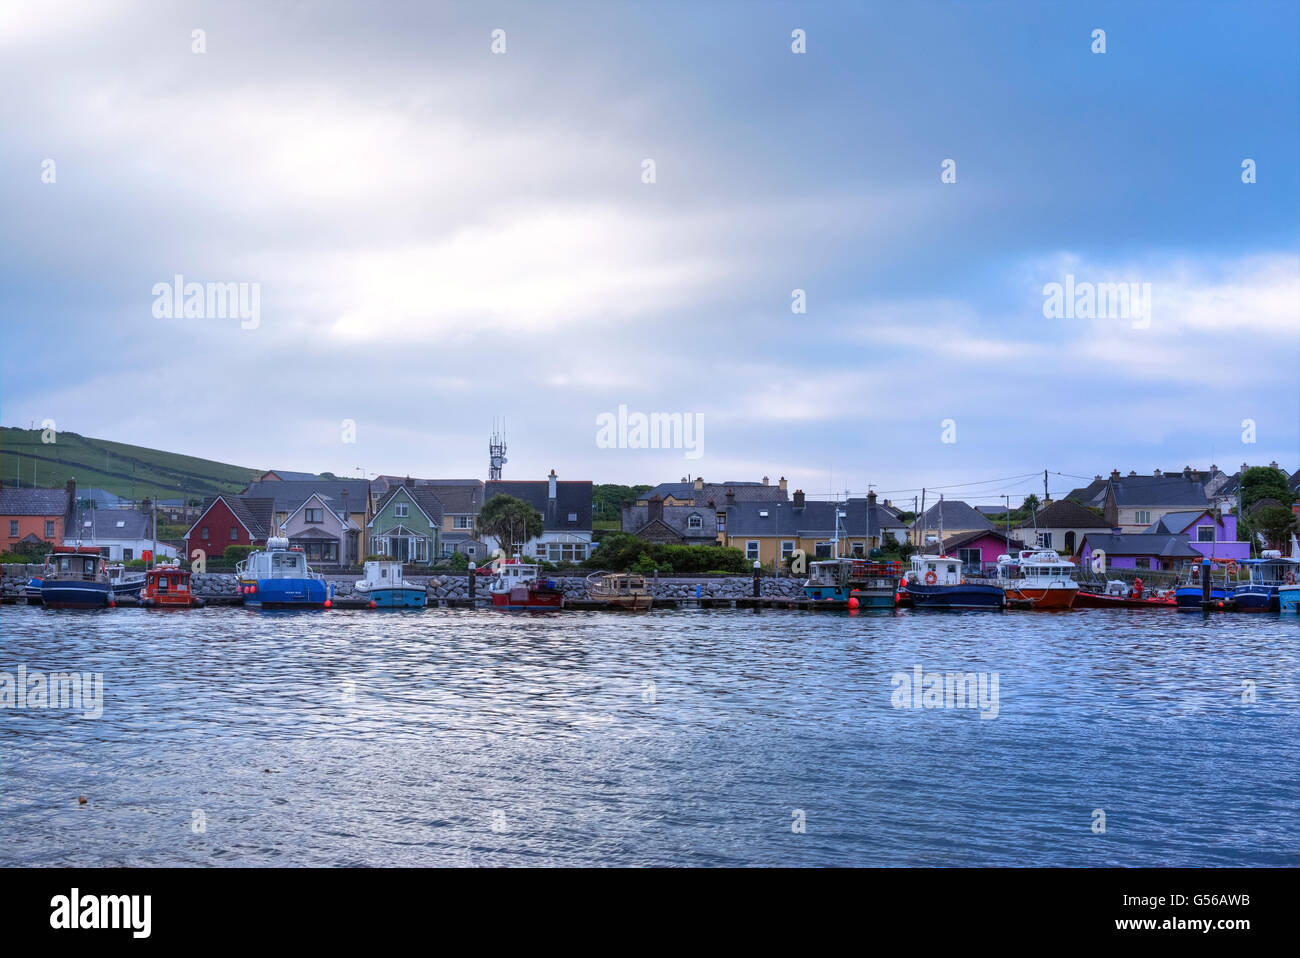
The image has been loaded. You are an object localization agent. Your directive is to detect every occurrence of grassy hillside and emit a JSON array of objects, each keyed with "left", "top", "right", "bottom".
[{"left": 0, "top": 426, "right": 260, "bottom": 503}]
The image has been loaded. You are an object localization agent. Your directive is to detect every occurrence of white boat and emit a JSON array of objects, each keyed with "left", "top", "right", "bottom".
[
  {"left": 355, "top": 559, "right": 427, "bottom": 608},
  {"left": 992, "top": 550, "right": 1080, "bottom": 609}
]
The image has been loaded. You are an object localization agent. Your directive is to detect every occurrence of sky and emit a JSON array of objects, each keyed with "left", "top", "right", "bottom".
[{"left": 2, "top": 0, "right": 1297, "bottom": 508}]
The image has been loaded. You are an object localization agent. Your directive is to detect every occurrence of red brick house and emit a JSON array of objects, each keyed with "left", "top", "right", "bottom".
[{"left": 184, "top": 496, "right": 274, "bottom": 563}]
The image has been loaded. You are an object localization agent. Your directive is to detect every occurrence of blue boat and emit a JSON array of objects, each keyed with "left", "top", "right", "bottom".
[
  {"left": 803, "top": 558, "right": 901, "bottom": 608},
  {"left": 903, "top": 554, "right": 1005, "bottom": 610},
  {"left": 37, "top": 547, "right": 133, "bottom": 609},
  {"left": 1233, "top": 552, "right": 1300, "bottom": 613},
  {"left": 354, "top": 560, "right": 427, "bottom": 608},
  {"left": 236, "top": 537, "right": 332, "bottom": 608},
  {"left": 1174, "top": 562, "right": 1235, "bottom": 612}
]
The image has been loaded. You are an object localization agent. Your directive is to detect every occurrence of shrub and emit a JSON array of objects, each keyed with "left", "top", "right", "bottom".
[
  {"left": 223, "top": 544, "right": 256, "bottom": 565},
  {"left": 584, "top": 534, "right": 749, "bottom": 573},
  {"left": 446, "top": 551, "right": 470, "bottom": 571}
]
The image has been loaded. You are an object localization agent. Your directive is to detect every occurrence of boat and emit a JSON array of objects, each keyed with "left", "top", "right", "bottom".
[
  {"left": 990, "top": 550, "right": 1079, "bottom": 609},
  {"left": 104, "top": 562, "right": 146, "bottom": 598},
  {"left": 487, "top": 558, "right": 564, "bottom": 610},
  {"left": 236, "top": 537, "right": 333, "bottom": 608},
  {"left": 1234, "top": 551, "right": 1300, "bottom": 613},
  {"left": 354, "top": 559, "right": 427, "bottom": 608},
  {"left": 903, "top": 554, "right": 1005, "bottom": 610},
  {"left": 140, "top": 564, "right": 204, "bottom": 608},
  {"left": 586, "top": 572, "right": 653, "bottom": 610},
  {"left": 1174, "top": 561, "right": 1236, "bottom": 611},
  {"left": 1279, "top": 536, "right": 1300, "bottom": 613},
  {"left": 803, "top": 558, "right": 901, "bottom": 608},
  {"left": 24, "top": 576, "right": 43, "bottom": 602},
  {"left": 1074, "top": 578, "right": 1176, "bottom": 609},
  {"left": 37, "top": 546, "right": 129, "bottom": 609}
]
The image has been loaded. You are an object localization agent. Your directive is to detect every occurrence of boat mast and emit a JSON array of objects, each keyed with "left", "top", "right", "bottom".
[{"left": 938, "top": 493, "right": 945, "bottom": 555}]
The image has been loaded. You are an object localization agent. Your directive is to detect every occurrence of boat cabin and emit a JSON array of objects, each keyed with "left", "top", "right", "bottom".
[
  {"left": 238, "top": 537, "right": 312, "bottom": 579},
  {"left": 359, "top": 560, "right": 404, "bottom": 587},
  {"left": 44, "top": 547, "right": 106, "bottom": 581},
  {"left": 909, "top": 554, "right": 964, "bottom": 586},
  {"left": 491, "top": 560, "right": 540, "bottom": 589},
  {"left": 996, "top": 550, "right": 1077, "bottom": 586},
  {"left": 146, "top": 566, "right": 191, "bottom": 596}
]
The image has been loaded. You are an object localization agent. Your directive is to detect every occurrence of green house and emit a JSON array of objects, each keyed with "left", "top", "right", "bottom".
[{"left": 368, "top": 485, "right": 443, "bottom": 565}]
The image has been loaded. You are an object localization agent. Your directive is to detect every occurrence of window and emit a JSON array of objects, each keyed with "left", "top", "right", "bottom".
[
  {"left": 688, "top": 514, "right": 703, "bottom": 529},
  {"left": 1064, "top": 531, "right": 1076, "bottom": 553},
  {"left": 851, "top": 542, "right": 865, "bottom": 557},
  {"left": 7, "top": 520, "right": 16, "bottom": 536},
  {"left": 814, "top": 542, "right": 833, "bottom": 558},
  {"left": 454, "top": 515, "right": 473, "bottom": 529},
  {"left": 546, "top": 543, "right": 588, "bottom": 563},
  {"left": 305, "top": 508, "right": 324, "bottom": 524},
  {"left": 1036, "top": 532, "right": 1053, "bottom": 548},
  {"left": 123, "top": 548, "right": 133, "bottom": 561},
  {"left": 1135, "top": 558, "right": 1150, "bottom": 570},
  {"left": 568, "top": 512, "right": 578, "bottom": 522},
  {"left": 201, "top": 527, "right": 209, "bottom": 540},
  {"left": 1134, "top": 510, "right": 1151, "bottom": 525},
  {"left": 466, "top": 546, "right": 476, "bottom": 557},
  {"left": 44, "top": 520, "right": 55, "bottom": 538},
  {"left": 717, "top": 513, "right": 726, "bottom": 532},
  {"left": 746, "top": 541, "right": 760, "bottom": 560},
  {"left": 115, "top": 520, "right": 125, "bottom": 528},
  {"left": 1197, "top": 526, "right": 1215, "bottom": 542},
  {"left": 957, "top": 548, "right": 981, "bottom": 571},
  {"left": 780, "top": 540, "right": 795, "bottom": 559},
  {"left": 230, "top": 527, "right": 239, "bottom": 540},
  {"left": 395, "top": 503, "right": 409, "bottom": 518}
]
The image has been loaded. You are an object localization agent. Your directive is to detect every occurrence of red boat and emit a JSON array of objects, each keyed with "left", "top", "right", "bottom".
[
  {"left": 139, "top": 565, "right": 204, "bottom": 608},
  {"left": 1073, "top": 580, "right": 1175, "bottom": 609},
  {"left": 487, "top": 559, "right": 564, "bottom": 610}
]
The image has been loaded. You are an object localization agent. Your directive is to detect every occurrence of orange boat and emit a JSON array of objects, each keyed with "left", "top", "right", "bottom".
[
  {"left": 139, "top": 565, "right": 204, "bottom": 609},
  {"left": 994, "top": 550, "right": 1079, "bottom": 610}
]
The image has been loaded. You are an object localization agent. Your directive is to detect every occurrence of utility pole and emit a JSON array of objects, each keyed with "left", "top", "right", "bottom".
[{"left": 1043, "top": 469, "right": 1049, "bottom": 502}]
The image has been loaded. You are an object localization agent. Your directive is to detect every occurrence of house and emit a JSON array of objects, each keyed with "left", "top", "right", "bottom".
[
  {"left": 909, "top": 499, "right": 993, "bottom": 547},
  {"left": 184, "top": 495, "right": 275, "bottom": 562},
  {"left": 721, "top": 490, "right": 902, "bottom": 565},
  {"left": 622, "top": 495, "right": 719, "bottom": 546},
  {"left": 1, "top": 481, "right": 74, "bottom": 551},
  {"left": 1015, "top": 498, "right": 1112, "bottom": 556},
  {"left": 928, "top": 530, "right": 1028, "bottom": 574},
  {"left": 63, "top": 508, "right": 177, "bottom": 561},
  {"left": 1068, "top": 468, "right": 1212, "bottom": 533},
  {"left": 1143, "top": 510, "right": 1249, "bottom": 562},
  {"left": 276, "top": 492, "right": 361, "bottom": 567},
  {"left": 76, "top": 487, "right": 133, "bottom": 510},
  {"left": 635, "top": 476, "right": 789, "bottom": 507},
  {"left": 240, "top": 479, "right": 373, "bottom": 555},
  {"left": 484, "top": 471, "right": 593, "bottom": 563},
  {"left": 368, "top": 482, "right": 445, "bottom": 565},
  {"left": 418, "top": 480, "right": 486, "bottom": 558},
  {"left": 1077, "top": 533, "right": 1203, "bottom": 572}
]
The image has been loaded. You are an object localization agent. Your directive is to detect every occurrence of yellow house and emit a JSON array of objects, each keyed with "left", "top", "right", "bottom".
[{"left": 721, "top": 491, "right": 898, "bottom": 567}]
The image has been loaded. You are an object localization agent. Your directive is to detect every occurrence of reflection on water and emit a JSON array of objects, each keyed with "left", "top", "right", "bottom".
[{"left": 1, "top": 604, "right": 1297, "bottom": 866}]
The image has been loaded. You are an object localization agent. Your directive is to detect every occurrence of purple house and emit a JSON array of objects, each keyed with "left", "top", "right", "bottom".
[
  {"left": 1144, "top": 510, "right": 1250, "bottom": 563},
  {"left": 931, "top": 530, "right": 1028, "bottom": 574},
  {"left": 1077, "top": 533, "right": 1202, "bottom": 572}
]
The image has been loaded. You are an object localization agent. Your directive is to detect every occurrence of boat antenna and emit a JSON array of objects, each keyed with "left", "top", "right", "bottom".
[{"left": 938, "top": 492, "right": 945, "bottom": 555}]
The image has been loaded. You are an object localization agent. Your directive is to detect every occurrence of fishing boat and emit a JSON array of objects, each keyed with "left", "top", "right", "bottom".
[
  {"left": 487, "top": 558, "right": 564, "bottom": 610},
  {"left": 903, "top": 555, "right": 1005, "bottom": 610},
  {"left": 104, "top": 562, "right": 146, "bottom": 598},
  {"left": 991, "top": 550, "right": 1079, "bottom": 609},
  {"left": 24, "top": 576, "right": 44, "bottom": 602},
  {"left": 803, "top": 558, "right": 901, "bottom": 608},
  {"left": 1233, "top": 551, "right": 1300, "bottom": 613},
  {"left": 354, "top": 559, "right": 427, "bottom": 608},
  {"left": 1074, "top": 578, "right": 1176, "bottom": 609},
  {"left": 1279, "top": 536, "right": 1300, "bottom": 613},
  {"left": 1174, "top": 561, "right": 1236, "bottom": 611},
  {"left": 236, "top": 537, "right": 333, "bottom": 608},
  {"left": 140, "top": 564, "right": 204, "bottom": 608},
  {"left": 38, "top": 546, "right": 128, "bottom": 609},
  {"left": 586, "top": 572, "right": 653, "bottom": 610}
]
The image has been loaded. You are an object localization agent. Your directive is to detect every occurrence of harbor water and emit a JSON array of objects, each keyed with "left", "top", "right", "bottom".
[{"left": 1, "top": 604, "right": 1297, "bottom": 866}]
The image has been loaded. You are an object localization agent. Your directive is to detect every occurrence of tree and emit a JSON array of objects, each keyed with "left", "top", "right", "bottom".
[
  {"left": 476, "top": 494, "right": 543, "bottom": 558},
  {"left": 1021, "top": 494, "right": 1040, "bottom": 515},
  {"left": 592, "top": 484, "right": 653, "bottom": 522},
  {"left": 1247, "top": 505, "right": 1298, "bottom": 551},
  {"left": 1239, "top": 466, "right": 1291, "bottom": 513}
]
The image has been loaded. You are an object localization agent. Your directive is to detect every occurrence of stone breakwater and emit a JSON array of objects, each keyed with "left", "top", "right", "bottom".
[{"left": 1, "top": 566, "right": 809, "bottom": 601}]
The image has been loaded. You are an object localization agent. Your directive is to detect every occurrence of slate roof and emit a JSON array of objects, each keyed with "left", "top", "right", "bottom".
[
  {"left": 485, "top": 480, "right": 593, "bottom": 532},
  {"left": 260, "top": 470, "right": 319, "bottom": 481},
  {"left": 1078, "top": 533, "right": 1201, "bottom": 558},
  {"left": 68, "top": 509, "right": 150, "bottom": 540},
  {"left": 724, "top": 497, "right": 900, "bottom": 538},
  {"left": 241, "top": 479, "right": 372, "bottom": 514},
  {"left": 639, "top": 481, "right": 787, "bottom": 504},
  {"left": 909, "top": 500, "right": 994, "bottom": 533},
  {"left": 420, "top": 481, "right": 484, "bottom": 515},
  {"left": 1143, "top": 510, "right": 1212, "bottom": 534},
  {"left": 1019, "top": 499, "right": 1110, "bottom": 530},
  {"left": 623, "top": 503, "right": 718, "bottom": 539},
  {"left": 930, "top": 529, "right": 1028, "bottom": 555},
  {"left": 78, "top": 487, "right": 131, "bottom": 508},
  {"left": 1109, "top": 476, "right": 1209, "bottom": 508},
  {"left": 371, "top": 485, "right": 445, "bottom": 528},
  {"left": 0, "top": 487, "right": 68, "bottom": 516}
]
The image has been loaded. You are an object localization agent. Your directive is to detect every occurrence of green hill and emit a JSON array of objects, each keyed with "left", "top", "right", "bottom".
[{"left": 0, "top": 426, "right": 260, "bottom": 504}]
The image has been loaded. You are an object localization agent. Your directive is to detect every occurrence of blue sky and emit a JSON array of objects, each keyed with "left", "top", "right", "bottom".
[{"left": 1, "top": 0, "right": 1296, "bottom": 507}]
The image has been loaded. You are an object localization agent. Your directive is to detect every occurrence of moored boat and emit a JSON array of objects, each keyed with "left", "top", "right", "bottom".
[
  {"left": 354, "top": 559, "right": 427, "bottom": 608},
  {"left": 903, "top": 554, "right": 1005, "bottom": 610},
  {"left": 38, "top": 546, "right": 125, "bottom": 609},
  {"left": 1074, "top": 579, "right": 1176, "bottom": 609},
  {"left": 803, "top": 558, "right": 900, "bottom": 608},
  {"left": 236, "top": 537, "right": 333, "bottom": 608},
  {"left": 1233, "top": 552, "right": 1300, "bottom": 613},
  {"left": 140, "top": 564, "right": 204, "bottom": 608},
  {"left": 586, "top": 572, "right": 653, "bottom": 610},
  {"left": 488, "top": 558, "right": 564, "bottom": 610},
  {"left": 991, "top": 550, "right": 1079, "bottom": 609},
  {"left": 1174, "top": 561, "right": 1235, "bottom": 611}
]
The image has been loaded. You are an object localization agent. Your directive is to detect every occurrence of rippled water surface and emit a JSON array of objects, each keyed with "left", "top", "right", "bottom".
[{"left": 2, "top": 604, "right": 1297, "bottom": 866}]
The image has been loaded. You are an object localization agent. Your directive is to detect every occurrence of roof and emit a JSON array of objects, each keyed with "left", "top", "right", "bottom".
[
  {"left": 1019, "top": 499, "right": 1110, "bottom": 530},
  {"left": 260, "top": 470, "right": 319, "bottom": 481},
  {"left": 1143, "top": 510, "right": 1213, "bottom": 534},
  {"left": 931, "top": 529, "right": 1028, "bottom": 554},
  {"left": 67, "top": 508, "right": 150, "bottom": 541},
  {"left": 1109, "top": 475, "right": 1209, "bottom": 508},
  {"left": 725, "top": 497, "right": 898, "bottom": 538},
  {"left": 0, "top": 487, "right": 67, "bottom": 516},
  {"left": 241, "top": 479, "right": 372, "bottom": 514},
  {"left": 910, "top": 500, "right": 994, "bottom": 533},
  {"left": 1078, "top": 533, "right": 1201, "bottom": 558},
  {"left": 623, "top": 502, "right": 718, "bottom": 538},
  {"left": 78, "top": 487, "right": 131, "bottom": 508},
  {"left": 485, "top": 480, "right": 592, "bottom": 532},
  {"left": 419, "top": 481, "right": 483, "bottom": 515},
  {"left": 370, "top": 485, "right": 445, "bottom": 528},
  {"left": 281, "top": 492, "right": 360, "bottom": 531},
  {"left": 639, "top": 481, "right": 787, "bottom": 504},
  {"left": 187, "top": 495, "right": 275, "bottom": 540}
]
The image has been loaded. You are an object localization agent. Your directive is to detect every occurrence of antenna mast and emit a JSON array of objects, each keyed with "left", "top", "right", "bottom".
[{"left": 489, "top": 418, "right": 508, "bottom": 481}]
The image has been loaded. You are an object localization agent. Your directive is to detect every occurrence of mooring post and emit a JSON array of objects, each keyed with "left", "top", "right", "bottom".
[
  {"left": 468, "top": 562, "right": 476, "bottom": 602},
  {"left": 752, "top": 559, "right": 761, "bottom": 598},
  {"left": 1200, "top": 558, "right": 1211, "bottom": 607}
]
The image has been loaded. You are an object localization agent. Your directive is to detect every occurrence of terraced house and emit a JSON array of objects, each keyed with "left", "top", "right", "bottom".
[
  {"left": 0, "top": 481, "right": 74, "bottom": 552},
  {"left": 485, "top": 471, "right": 593, "bottom": 563},
  {"left": 722, "top": 490, "right": 905, "bottom": 566},
  {"left": 368, "top": 482, "right": 445, "bottom": 565}
]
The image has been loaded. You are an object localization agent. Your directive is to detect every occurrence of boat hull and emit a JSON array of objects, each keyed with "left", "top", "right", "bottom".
[
  {"left": 1075, "top": 591, "right": 1175, "bottom": 609},
  {"left": 1004, "top": 586, "right": 1078, "bottom": 610},
  {"left": 1174, "top": 586, "right": 1231, "bottom": 611},
  {"left": 1232, "top": 586, "right": 1279, "bottom": 613},
  {"left": 40, "top": 581, "right": 116, "bottom": 609},
  {"left": 240, "top": 578, "right": 330, "bottom": 608},
  {"left": 906, "top": 583, "right": 1005, "bottom": 610},
  {"left": 490, "top": 589, "right": 564, "bottom": 610},
  {"left": 1280, "top": 586, "right": 1300, "bottom": 613},
  {"left": 363, "top": 587, "right": 428, "bottom": 608}
]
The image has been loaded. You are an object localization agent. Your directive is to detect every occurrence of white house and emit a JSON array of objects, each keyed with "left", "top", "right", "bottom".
[{"left": 63, "top": 509, "right": 177, "bottom": 561}]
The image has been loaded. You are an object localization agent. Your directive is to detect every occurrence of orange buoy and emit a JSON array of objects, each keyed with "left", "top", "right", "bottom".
[
  {"left": 369, "top": 600, "right": 377, "bottom": 609},
  {"left": 323, "top": 599, "right": 332, "bottom": 609},
  {"left": 848, "top": 596, "right": 859, "bottom": 609}
]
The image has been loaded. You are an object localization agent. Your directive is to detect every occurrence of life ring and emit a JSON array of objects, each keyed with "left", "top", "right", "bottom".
[
  {"left": 1287, "top": 571, "right": 1296, "bottom": 585},
  {"left": 924, "top": 570, "right": 938, "bottom": 585},
  {"left": 1226, "top": 560, "right": 1238, "bottom": 575}
]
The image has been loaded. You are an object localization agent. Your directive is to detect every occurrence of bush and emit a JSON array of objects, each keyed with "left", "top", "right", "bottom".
[
  {"left": 223, "top": 544, "right": 256, "bottom": 565},
  {"left": 446, "top": 551, "right": 470, "bottom": 571},
  {"left": 585, "top": 533, "right": 749, "bottom": 573}
]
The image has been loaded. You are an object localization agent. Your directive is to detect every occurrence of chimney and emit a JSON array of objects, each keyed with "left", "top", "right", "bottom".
[
  {"left": 1153, "top": 469, "right": 1162, "bottom": 478},
  {"left": 793, "top": 489, "right": 805, "bottom": 509},
  {"left": 1183, "top": 465, "right": 1192, "bottom": 479},
  {"left": 762, "top": 476, "right": 769, "bottom": 486},
  {"left": 680, "top": 476, "right": 687, "bottom": 483},
  {"left": 778, "top": 476, "right": 787, "bottom": 492},
  {"left": 65, "top": 478, "right": 77, "bottom": 517},
  {"left": 1128, "top": 471, "right": 1137, "bottom": 477},
  {"left": 1270, "top": 460, "right": 1279, "bottom": 469},
  {"left": 648, "top": 495, "right": 663, "bottom": 523},
  {"left": 725, "top": 488, "right": 736, "bottom": 506},
  {"left": 1110, "top": 469, "right": 1121, "bottom": 481},
  {"left": 693, "top": 477, "right": 704, "bottom": 492},
  {"left": 404, "top": 475, "right": 414, "bottom": 488},
  {"left": 548, "top": 469, "right": 557, "bottom": 499}
]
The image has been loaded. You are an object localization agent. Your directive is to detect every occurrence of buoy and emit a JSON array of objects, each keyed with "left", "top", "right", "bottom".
[
  {"left": 848, "top": 596, "right": 859, "bottom": 609},
  {"left": 323, "top": 599, "right": 332, "bottom": 609},
  {"left": 369, "top": 600, "right": 377, "bottom": 609},
  {"left": 78, "top": 796, "right": 87, "bottom": 805},
  {"left": 108, "top": 601, "right": 116, "bottom": 608}
]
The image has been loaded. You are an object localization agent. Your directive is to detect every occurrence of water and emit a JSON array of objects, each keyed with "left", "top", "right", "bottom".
[{"left": 1, "top": 604, "right": 1297, "bottom": 866}]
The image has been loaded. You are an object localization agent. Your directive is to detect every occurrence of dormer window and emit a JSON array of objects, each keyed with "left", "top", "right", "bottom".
[
  {"left": 759, "top": 510, "right": 768, "bottom": 517},
  {"left": 688, "top": 514, "right": 702, "bottom": 529},
  {"left": 115, "top": 520, "right": 126, "bottom": 528},
  {"left": 568, "top": 512, "right": 577, "bottom": 522}
]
